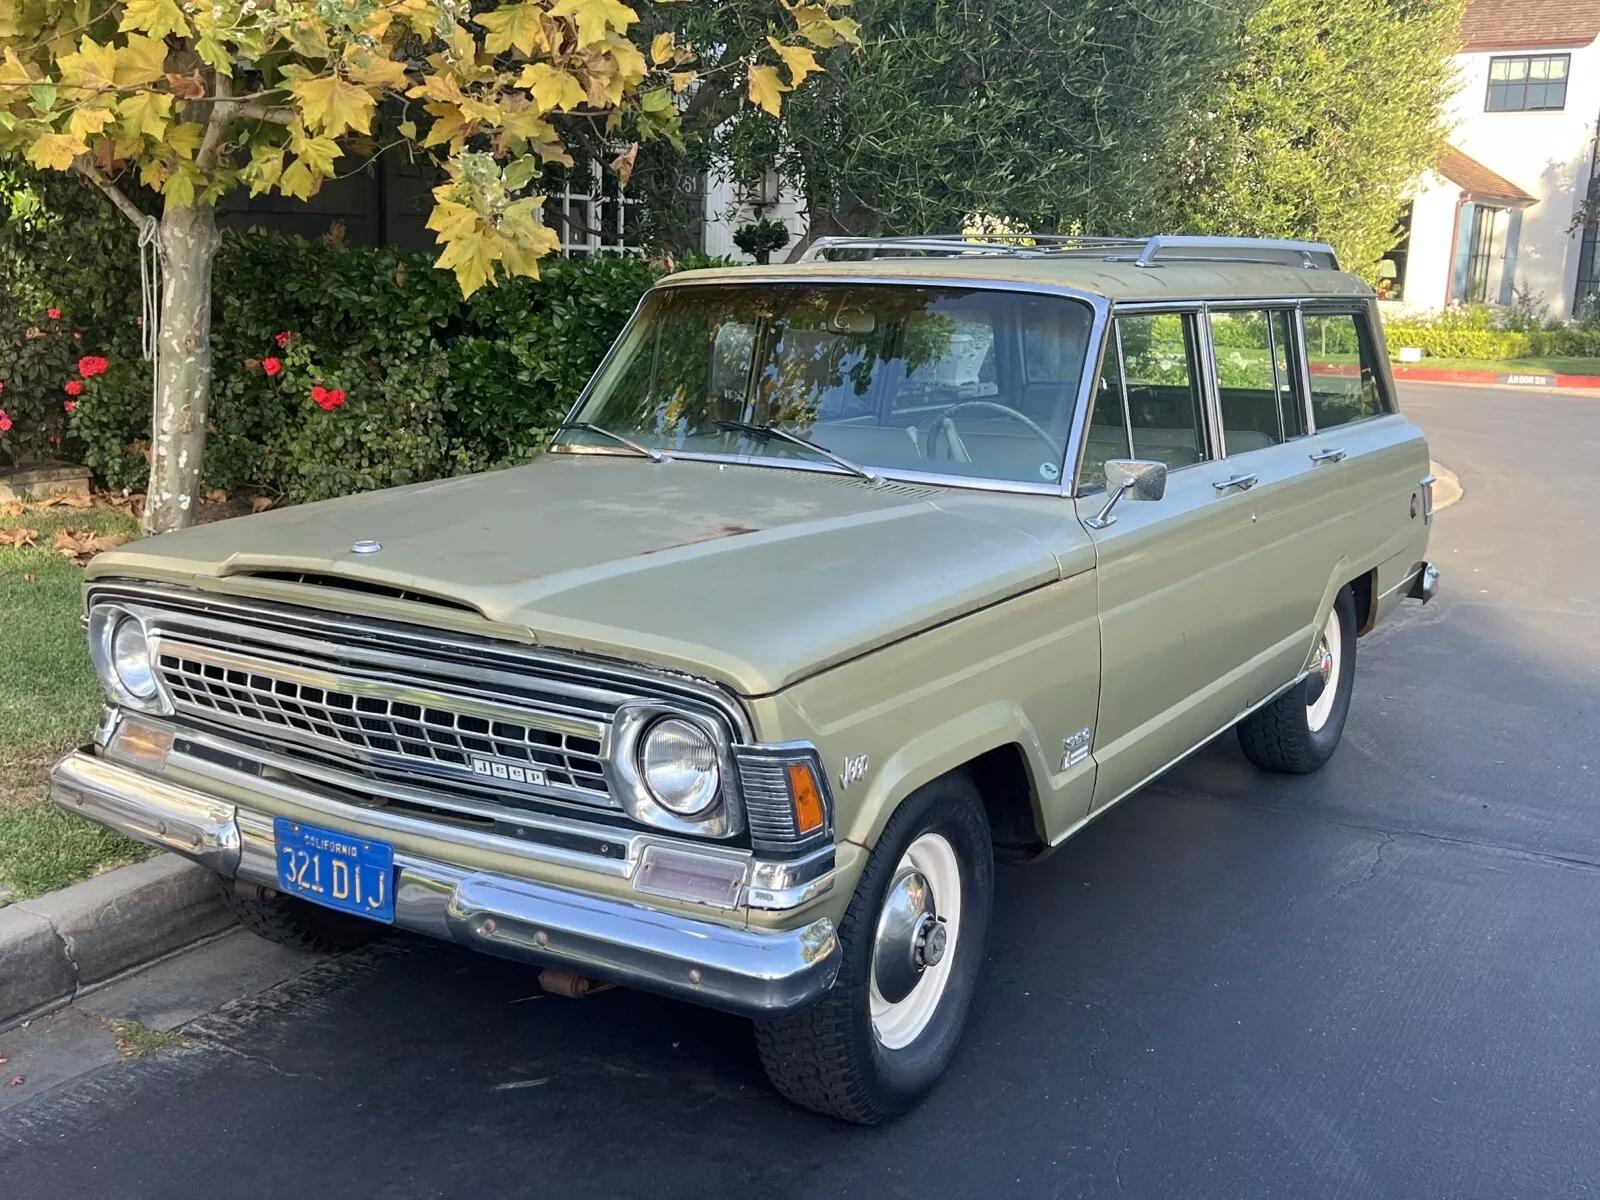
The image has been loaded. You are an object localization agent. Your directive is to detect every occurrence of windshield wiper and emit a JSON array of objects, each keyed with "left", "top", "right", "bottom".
[
  {"left": 714, "top": 420, "right": 880, "bottom": 485},
  {"left": 558, "top": 422, "right": 668, "bottom": 463}
]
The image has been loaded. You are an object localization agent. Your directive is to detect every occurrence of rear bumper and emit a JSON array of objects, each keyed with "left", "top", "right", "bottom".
[
  {"left": 1407, "top": 560, "right": 1441, "bottom": 604},
  {"left": 50, "top": 751, "right": 840, "bottom": 1020}
]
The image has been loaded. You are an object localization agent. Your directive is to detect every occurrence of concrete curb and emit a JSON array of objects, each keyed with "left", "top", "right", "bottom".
[
  {"left": 0, "top": 854, "right": 232, "bottom": 1030},
  {"left": 1392, "top": 364, "right": 1600, "bottom": 392}
]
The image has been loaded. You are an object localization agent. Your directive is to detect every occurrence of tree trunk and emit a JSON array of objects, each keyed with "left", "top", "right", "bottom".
[{"left": 144, "top": 201, "right": 220, "bottom": 535}]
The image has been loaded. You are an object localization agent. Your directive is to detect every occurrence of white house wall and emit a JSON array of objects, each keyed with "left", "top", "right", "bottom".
[
  {"left": 1393, "top": 170, "right": 1463, "bottom": 313},
  {"left": 1445, "top": 41, "right": 1600, "bottom": 317},
  {"left": 701, "top": 169, "right": 809, "bottom": 264}
]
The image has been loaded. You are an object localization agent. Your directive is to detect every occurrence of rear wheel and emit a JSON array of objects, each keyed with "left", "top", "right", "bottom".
[
  {"left": 1237, "top": 586, "right": 1357, "bottom": 774},
  {"left": 216, "top": 875, "right": 386, "bottom": 953},
  {"left": 753, "top": 772, "right": 993, "bottom": 1125}
]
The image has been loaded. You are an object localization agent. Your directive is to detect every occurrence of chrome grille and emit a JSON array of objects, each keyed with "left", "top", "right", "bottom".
[{"left": 154, "top": 639, "right": 613, "bottom": 805}]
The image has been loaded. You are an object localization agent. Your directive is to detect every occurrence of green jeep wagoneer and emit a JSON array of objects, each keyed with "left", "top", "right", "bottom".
[{"left": 54, "top": 234, "right": 1439, "bottom": 1124}]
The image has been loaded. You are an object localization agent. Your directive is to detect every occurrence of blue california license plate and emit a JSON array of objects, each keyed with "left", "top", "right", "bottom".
[{"left": 273, "top": 818, "right": 395, "bottom": 923}]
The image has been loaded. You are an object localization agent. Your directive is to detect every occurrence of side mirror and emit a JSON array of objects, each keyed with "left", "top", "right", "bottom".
[
  {"left": 1105, "top": 459, "right": 1167, "bottom": 502},
  {"left": 1087, "top": 458, "right": 1168, "bottom": 529}
]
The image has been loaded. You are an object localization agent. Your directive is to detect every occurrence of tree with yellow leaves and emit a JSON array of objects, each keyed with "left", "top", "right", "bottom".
[{"left": 0, "top": 0, "right": 856, "bottom": 531}]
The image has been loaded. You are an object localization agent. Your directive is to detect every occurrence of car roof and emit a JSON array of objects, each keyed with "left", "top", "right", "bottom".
[{"left": 660, "top": 254, "right": 1374, "bottom": 306}]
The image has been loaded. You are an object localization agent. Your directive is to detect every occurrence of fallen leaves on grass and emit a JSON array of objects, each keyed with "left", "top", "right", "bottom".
[
  {"left": 0, "top": 527, "right": 39, "bottom": 548},
  {"left": 1, "top": 500, "right": 20, "bottom": 517},
  {"left": 30, "top": 492, "right": 92, "bottom": 508},
  {"left": 250, "top": 496, "right": 274, "bottom": 514},
  {"left": 203, "top": 488, "right": 227, "bottom": 504},
  {"left": 109, "top": 1020, "right": 184, "bottom": 1058},
  {"left": 100, "top": 491, "right": 146, "bottom": 519},
  {"left": 52, "top": 528, "right": 128, "bottom": 565}
]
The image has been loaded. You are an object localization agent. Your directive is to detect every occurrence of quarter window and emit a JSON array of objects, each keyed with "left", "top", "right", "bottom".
[
  {"left": 1211, "top": 309, "right": 1307, "bottom": 454},
  {"left": 1486, "top": 54, "right": 1569, "bottom": 112},
  {"left": 1302, "top": 312, "right": 1390, "bottom": 429}
]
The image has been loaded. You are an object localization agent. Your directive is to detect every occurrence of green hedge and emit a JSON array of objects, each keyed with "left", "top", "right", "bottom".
[
  {"left": 1382, "top": 305, "right": 1600, "bottom": 361},
  {"left": 62, "top": 231, "right": 667, "bottom": 501}
]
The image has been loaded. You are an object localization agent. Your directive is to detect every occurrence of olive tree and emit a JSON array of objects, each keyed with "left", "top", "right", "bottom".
[{"left": 0, "top": 0, "right": 856, "bottom": 530}]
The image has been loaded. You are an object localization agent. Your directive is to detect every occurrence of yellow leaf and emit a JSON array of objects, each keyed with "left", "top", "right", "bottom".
[
  {"left": 165, "top": 120, "right": 204, "bottom": 157},
  {"left": 0, "top": 0, "right": 18, "bottom": 38},
  {"left": 288, "top": 20, "right": 330, "bottom": 60},
  {"left": 425, "top": 198, "right": 480, "bottom": 240},
  {"left": 116, "top": 89, "right": 172, "bottom": 139},
  {"left": 1, "top": 49, "right": 37, "bottom": 87},
  {"left": 476, "top": 3, "right": 549, "bottom": 55},
  {"left": 114, "top": 35, "right": 168, "bottom": 86},
  {"left": 67, "top": 103, "right": 116, "bottom": 139},
  {"left": 356, "top": 7, "right": 394, "bottom": 38},
  {"left": 57, "top": 37, "right": 119, "bottom": 88},
  {"left": 244, "top": 143, "right": 284, "bottom": 195},
  {"left": 650, "top": 31, "right": 674, "bottom": 65},
  {"left": 287, "top": 125, "right": 341, "bottom": 175},
  {"left": 138, "top": 157, "right": 167, "bottom": 189},
  {"left": 118, "top": 0, "right": 190, "bottom": 40},
  {"left": 434, "top": 227, "right": 496, "bottom": 297},
  {"left": 547, "top": 0, "right": 637, "bottom": 46},
  {"left": 163, "top": 160, "right": 198, "bottom": 205},
  {"left": 290, "top": 74, "right": 376, "bottom": 137},
  {"left": 747, "top": 63, "right": 788, "bottom": 117},
  {"left": 496, "top": 99, "right": 557, "bottom": 143},
  {"left": 766, "top": 37, "right": 820, "bottom": 88},
  {"left": 25, "top": 131, "right": 85, "bottom": 170},
  {"left": 344, "top": 49, "right": 410, "bottom": 91},
  {"left": 788, "top": 4, "right": 860, "bottom": 49},
  {"left": 668, "top": 70, "right": 694, "bottom": 93},
  {"left": 278, "top": 158, "right": 317, "bottom": 199},
  {"left": 517, "top": 62, "right": 586, "bottom": 112}
]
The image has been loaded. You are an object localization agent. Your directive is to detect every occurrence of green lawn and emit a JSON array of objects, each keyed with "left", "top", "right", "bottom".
[
  {"left": 1391, "top": 355, "right": 1600, "bottom": 376},
  {"left": 0, "top": 501, "right": 151, "bottom": 898}
]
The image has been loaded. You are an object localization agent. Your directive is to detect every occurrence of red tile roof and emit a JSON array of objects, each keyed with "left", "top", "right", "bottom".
[
  {"left": 1461, "top": 0, "right": 1600, "bottom": 49},
  {"left": 1436, "top": 144, "right": 1537, "bottom": 205}
]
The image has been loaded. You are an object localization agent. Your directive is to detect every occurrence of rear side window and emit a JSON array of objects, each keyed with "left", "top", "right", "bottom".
[
  {"left": 1302, "top": 311, "right": 1391, "bottom": 429},
  {"left": 1211, "top": 309, "right": 1306, "bottom": 453}
]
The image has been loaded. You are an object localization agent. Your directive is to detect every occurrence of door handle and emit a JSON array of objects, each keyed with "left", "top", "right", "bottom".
[
  {"left": 1309, "top": 448, "right": 1347, "bottom": 464},
  {"left": 1213, "top": 473, "right": 1257, "bottom": 492}
]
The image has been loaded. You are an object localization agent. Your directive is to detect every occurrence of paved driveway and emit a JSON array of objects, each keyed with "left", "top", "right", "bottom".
[{"left": 3, "top": 384, "right": 1597, "bottom": 1199}]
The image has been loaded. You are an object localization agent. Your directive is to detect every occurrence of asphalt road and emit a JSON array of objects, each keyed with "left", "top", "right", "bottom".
[{"left": 3, "top": 383, "right": 1597, "bottom": 1199}]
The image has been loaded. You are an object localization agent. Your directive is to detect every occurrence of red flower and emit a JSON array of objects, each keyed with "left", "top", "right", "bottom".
[
  {"left": 274, "top": 331, "right": 291, "bottom": 348},
  {"left": 310, "top": 385, "right": 346, "bottom": 411},
  {"left": 0, "top": 410, "right": 10, "bottom": 432},
  {"left": 64, "top": 379, "right": 83, "bottom": 396},
  {"left": 63, "top": 399, "right": 77, "bottom": 412},
  {"left": 262, "top": 356, "right": 282, "bottom": 377},
  {"left": 73, "top": 331, "right": 82, "bottom": 341},
  {"left": 46, "top": 307, "right": 60, "bottom": 320},
  {"left": 77, "top": 355, "right": 109, "bottom": 378}
]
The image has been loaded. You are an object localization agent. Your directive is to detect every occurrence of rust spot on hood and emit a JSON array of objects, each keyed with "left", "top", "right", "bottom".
[{"left": 638, "top": 522, "right": 763, "bottom": 555}]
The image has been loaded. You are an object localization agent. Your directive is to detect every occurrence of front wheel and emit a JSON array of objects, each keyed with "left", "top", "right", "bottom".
[
  {"left": 1236, "top": 585, "right": 1358, "bottom": 774},
  {"left": 753, "top": 773, "right": 993, "bottom": 1125}
]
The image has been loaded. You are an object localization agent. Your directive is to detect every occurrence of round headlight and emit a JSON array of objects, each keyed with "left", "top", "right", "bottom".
[
  {"left": 639, "top": 717, "right": 721, "bottom": 816},
  {"left": 111, "top": 616, "right": 158, "bottom": 700}
]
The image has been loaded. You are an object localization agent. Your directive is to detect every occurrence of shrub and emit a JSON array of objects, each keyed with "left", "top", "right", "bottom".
[
  {"left": 61, "top": 229, "right": 676, "bottom": 498},
  {"left": 0, "top": 308, "right": 115, "bottom": 467}
]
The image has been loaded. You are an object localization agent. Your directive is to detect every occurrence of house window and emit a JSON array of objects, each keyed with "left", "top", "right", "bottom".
[
  {"left": 540, "top": 161, "right": 644, "bottom": 257},
  {"left": 1466, "top": 206, "right": 1503, "bottom": 301},
  {"left": 1486, "top": 54, "right": 1569, "bottom": 112}
]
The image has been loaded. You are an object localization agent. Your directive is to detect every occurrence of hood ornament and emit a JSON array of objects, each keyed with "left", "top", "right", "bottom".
[{"left": 351, "top": 540, "right": 382, "bottom": 554}]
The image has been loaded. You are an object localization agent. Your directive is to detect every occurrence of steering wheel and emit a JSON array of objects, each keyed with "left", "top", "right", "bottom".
[{"left": 920, "top": 400, "right": 1063, "bottom": 465}]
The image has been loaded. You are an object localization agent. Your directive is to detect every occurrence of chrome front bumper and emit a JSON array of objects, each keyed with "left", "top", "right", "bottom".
[{"left": 50, "top": 752, "right": 840, "bottom": 1020}]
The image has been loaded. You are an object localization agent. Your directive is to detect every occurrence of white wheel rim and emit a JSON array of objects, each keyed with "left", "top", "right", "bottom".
[
  {"left": 1307, "top": 607, "right": 1342, "bottom": 733},
  {"left": 869, "top": 832, "right": 962, "bottom": 1051}
]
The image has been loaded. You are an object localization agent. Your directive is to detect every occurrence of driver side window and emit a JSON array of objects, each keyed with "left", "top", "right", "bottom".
[{"left": 1078, "top": 313, "right": 1210, "bottom": 493}]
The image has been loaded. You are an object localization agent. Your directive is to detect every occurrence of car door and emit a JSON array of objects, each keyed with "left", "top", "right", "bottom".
[
  {"left": 1074, "top": 307, "right": 1276, "bottom": 811},
  {"left": 1207, "top": 304, "right": 1332, "bottom": 693}
]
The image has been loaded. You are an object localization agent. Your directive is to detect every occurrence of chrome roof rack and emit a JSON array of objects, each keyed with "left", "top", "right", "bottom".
[{"left": 798, "top": 233, "right": 1340, "bottom": 271}]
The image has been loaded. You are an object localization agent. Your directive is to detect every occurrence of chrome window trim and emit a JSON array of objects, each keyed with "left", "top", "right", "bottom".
[
  {"left": 1195, "top": 306, "right": 1226, "bottom": 461},
  {"left": 1291, "top": 306, "right": 1317, "bottom": 435},
  {"left": 552, "top": 274, "right": 1114, "bottom": 500}
]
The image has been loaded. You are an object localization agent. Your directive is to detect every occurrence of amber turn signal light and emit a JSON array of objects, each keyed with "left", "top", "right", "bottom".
[{"left": 787, "top": 761, "right": 826, "bottom": 835}]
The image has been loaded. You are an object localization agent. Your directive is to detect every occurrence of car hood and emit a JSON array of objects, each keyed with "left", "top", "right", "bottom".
[{"left": 88, "top": 455, "right": 1067, "bottom": 694}]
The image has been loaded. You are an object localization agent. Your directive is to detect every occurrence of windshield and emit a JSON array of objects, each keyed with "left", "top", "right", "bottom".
[{"left": 560, "top": 283, "right": 1096, "bottom": 486}]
